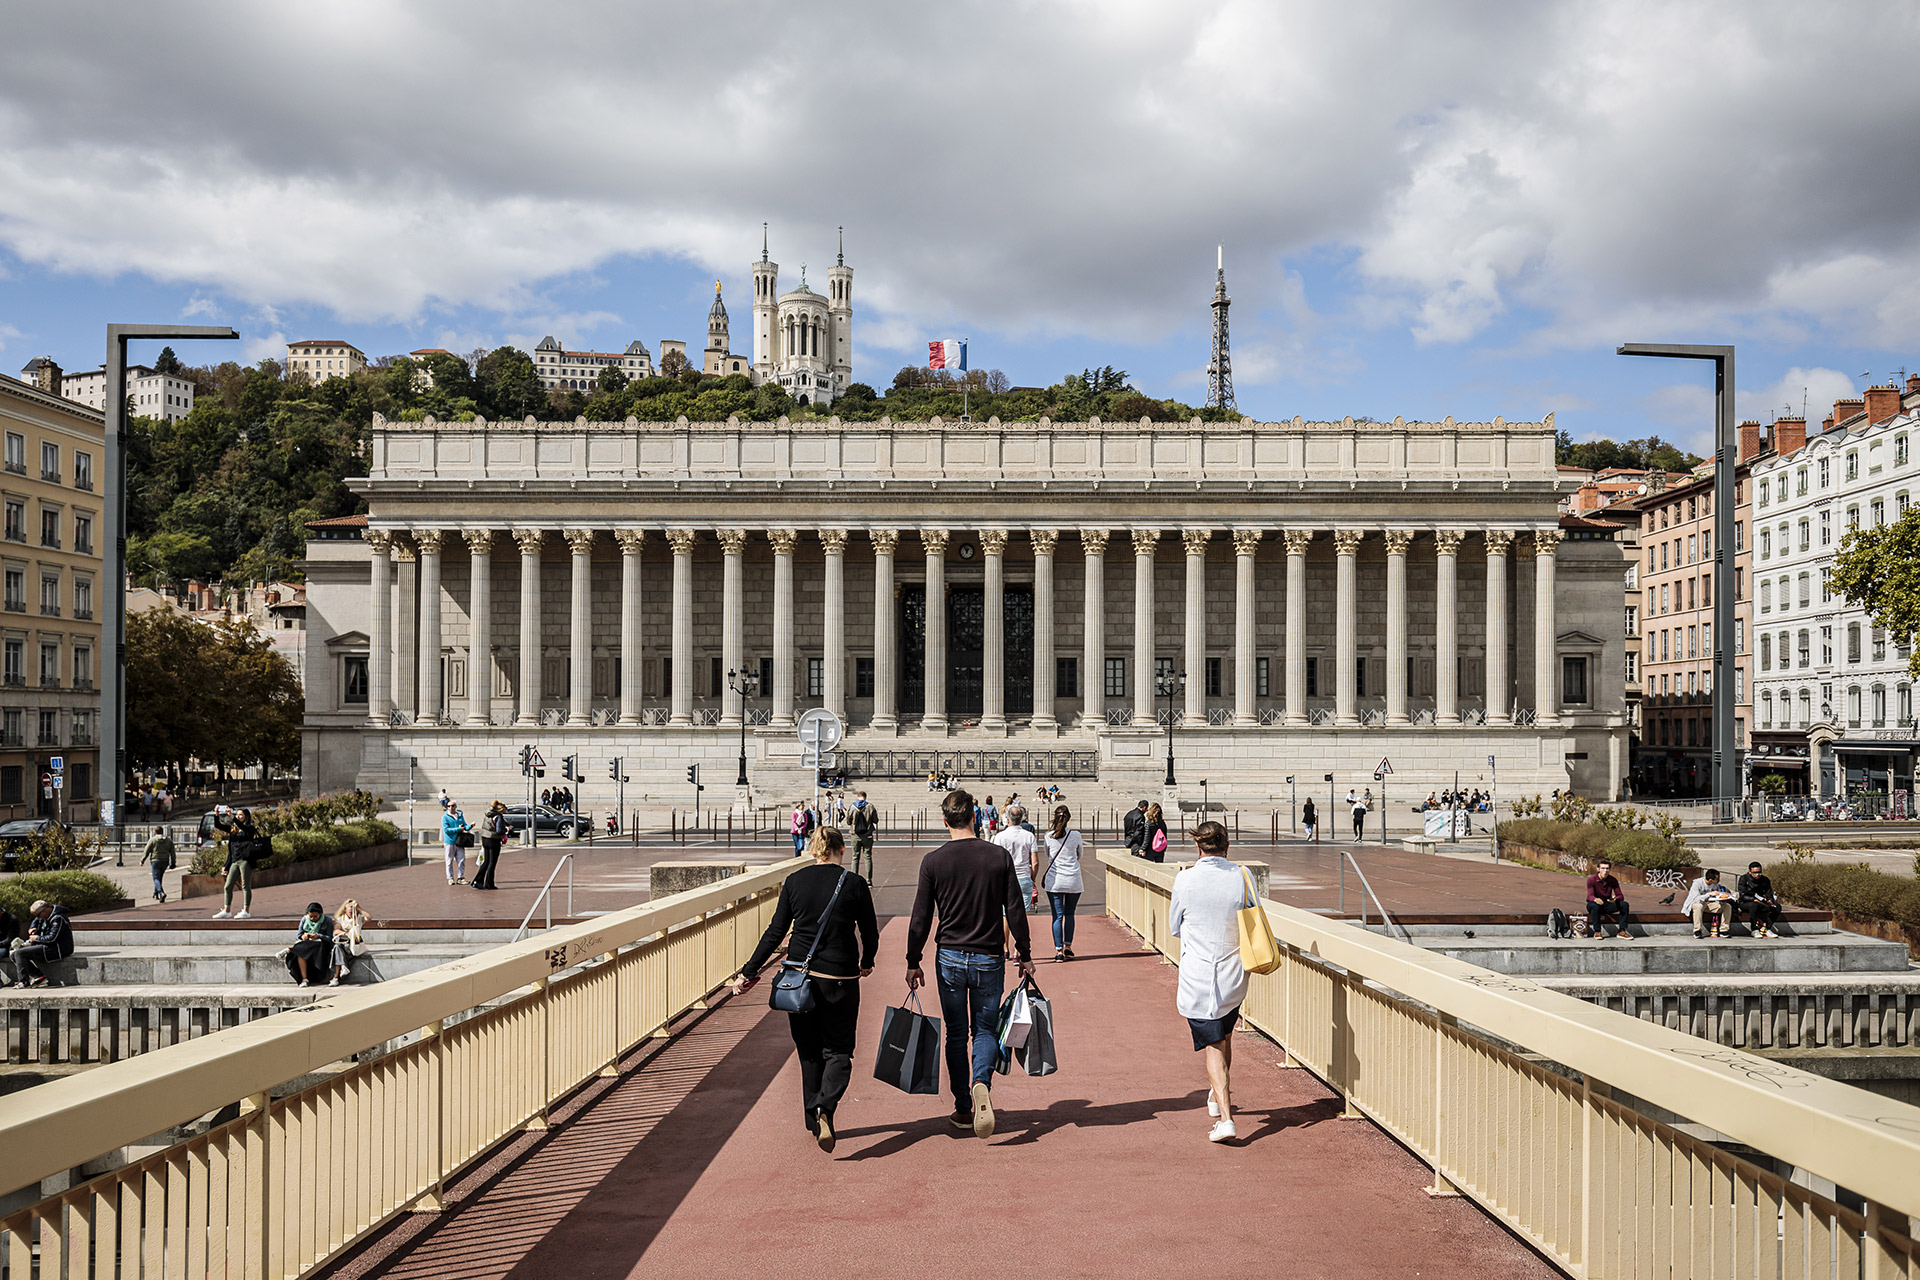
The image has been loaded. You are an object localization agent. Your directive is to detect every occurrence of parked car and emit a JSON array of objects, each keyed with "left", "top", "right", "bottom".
[
  {"left": 499, "top": 805, "right": 584, "bottom": 840},
  {"left": 0, "top": 818, "right": 72, "bottom": 871}
]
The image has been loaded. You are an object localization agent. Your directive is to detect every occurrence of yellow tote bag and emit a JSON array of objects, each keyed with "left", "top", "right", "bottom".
[{"left": 1236, "top": 865, "right": 1282, "bottom": 975}]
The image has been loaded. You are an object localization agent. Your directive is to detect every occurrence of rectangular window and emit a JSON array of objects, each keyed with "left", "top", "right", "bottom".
[
  {"left": 3, "top": 503, "right": 21, "bottom": 544},
  {"left": 71, "top": 577, "right": 90, "bottom": 620},
  {"left": 1104, "top": 656, "right": 1127, "bottom": 699},
  {"left": 73, "top": 452, "right": 92, "bottom": 491},
  {"left": 0, "top": 766, "right": 18, "bottom": 805},
  {"left": 1205, "top": 656, "right": 1223, "bottom": 698},
  {"left": 855, "top": 656, "right": 875, "bottom": 699},
  {"left": 1688, "top": 534, "right": 1697, "bottom": 564},
  {"left": 1154, "top": 656, "right": 1176, "bottom": 687},
  {"left": 73, "top": 515, "right": 91, "bottom": 555},
  {"left": 37, "top": 644, "right": 56, "bottom": 686},
  {"left": 1623, "top": 651, "right": 1637, "bottom": 683},
  {"left": 3, "top": 570, "right": 21, "bottom": 612},
  {"left": 709, "top": 656, "right": 722, "bottom": 699},
  {"left": 806, "top": 657, "right": 824, "bottom": 698},
  {"left": 1821, "top": 627, "right": 1833, "bottom": 665},
  {"left": 757, "top": 656, "right": 773, "bottom": 697},
  {"left": 1053, "top": 656, "right": 1076, "bottom": 699},
  {"left": 72, "top": 645, "right": 90, "bottom": 689},
  {"left": 2, "top": 642, "right": 18, "bottom": 687},
  {"left": 38, "top": 508, "right": 58, "bottom": 549},
  {"left": 1734, "top": 521, "right": 1744, "bottom": 551},
  {"left": 1354, "top": 655, "right": 1367, "bottom": 698},
  {"left": 37, "top": 574, "right": 56, "bottom": 616},
  {"left": 1306, "top": 657, "right": 1319, "bottom": 698},
  {"left": 1561, "top": 656, "right": 1589, "bottom": 706},
  {"left": 1255, "top": 656, "right": 1270, "bottom": 698},
  {"left": 1734, "top": 619, "right": 1745, "bottom": 654},
  {"left": 1700, "top": 574, "right": 1710, "bottom": 606},
  {"left": 1848, "top": 624, "right": 1862, "bottom": 663},
  {"left": 3, "top": 434, "right": 23, "bottom": 475},
  {"left": 342, "top": 654, "right": 369, "bottom": 705},
  {"left": 36, "top": 709, "right": 56, "bottom": 747},
  {"left": 38, "top": 442, "right": 57, "bottom": 483}
]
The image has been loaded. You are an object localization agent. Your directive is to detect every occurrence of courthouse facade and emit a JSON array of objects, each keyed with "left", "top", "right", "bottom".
[{"left": 301, "top": 412, "right": 1630, "bottom": 804}]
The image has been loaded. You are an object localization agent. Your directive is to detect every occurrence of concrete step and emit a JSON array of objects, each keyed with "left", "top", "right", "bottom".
[
  {"left": 1390, "top": 932, "right": 1913, "bottom": 977},
  {"left": 1378, "top": 918, "right": 1835, "bottom": 938},
  {"left": 52, "top": 944, "right": 488, "bottom": 987}
]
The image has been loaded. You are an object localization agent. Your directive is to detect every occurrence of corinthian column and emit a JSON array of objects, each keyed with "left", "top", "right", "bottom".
[
  {"left": 394, "top": 538, "right": 418, "bottom": 717},
  {"left": 667, "top": 528, "right": 697, "bottom": 725},
  {"left": 565, "top": 530, "right": 595, "bottom": 725},
  {"left": 1434, "top": 529, "right": 1463, "bottom": 724},
  {"left": 981, "top": 530, "right": 1008, "bottom": 731},
  {"left": 615, "top": 529, "right": 644, "bottom": 725},
  {"left": 871, "top": 530, "right": 898, "bottom": 729},
  {"left": 366, "top": 531, "right": 393, "bottom": 723},
  {"left": 1284, "top": 529, "right": 1311, "bottom": 725},
  {"left": 1485, "top": 530, "right": 1512, "bottom": 723},
  {"left": 1333, "top": 529, "right": 1363, "bottom": 725},
  {"left": 820, "top": 530, "right": 846, "bottom": 724},
  {"left": 463, "top": 529, "right": 494, "bottom": 726},
  {"left": 922, "top": 529, "right": 949, "bottom": 731},
  {"left": 1384, "top": 529, "right": 1412, "bottom": 725},
  {"left": 1233, "top": 529, "right": 1261, "bottom": 726},
  {"left": 1182, "top": 529, "right": 1210, "bottom": 725},
  {"left": 719, "top": 528, "right": 747, "bottom": 727},
  {"left": 415, "top": 528, "right": 444, "bottom": 723},
  {"left": 1031, "top": 529, "right": 1058, "bottom": 730},
  {"left": 1131, "top": 527, "right": 1159, "bottom": 725},
  {"left": 1534, "top": 529, "right": 1562, "bottom": 726},
  {"left": 770, "top": 528, "right": 798, "bottom": 726},
  {"left": 513, "top": 528, "right": 544, "bottom": 725},
  {"left": 1080, "top": 529, "right": 1108, "bottom": 726}
]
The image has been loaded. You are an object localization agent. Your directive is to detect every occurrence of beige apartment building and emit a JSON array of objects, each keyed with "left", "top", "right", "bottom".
[
  {"left": 0, "top": 374, "right": 102, "bottom": 820},
  {"left": 1634, "top": 467, "right": 1720, "bottom": 794},
  {"left": 287, "top": 340, "right": 367, "bottom": 382}
]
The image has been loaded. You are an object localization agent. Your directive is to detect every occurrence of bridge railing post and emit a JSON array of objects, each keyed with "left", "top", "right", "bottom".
[
  {"left": 527, "top": 976, "right": 552, "bottom": 1131},
  {"left": 415, "top": 1020, "right": 446, "bottom": 1212},
  {"left": 1580, "top": 1073, "right": 1607, "bottom": 1274},
  {"left": 1332, "top": 973, "right": 1361, "bottom": 1119},
  {"left": 1425, "top": 1013, "right": 1461, "bottom": 1197},
  {"left": 240, "top": 1088, "right": 271, "bottom": 1276}
]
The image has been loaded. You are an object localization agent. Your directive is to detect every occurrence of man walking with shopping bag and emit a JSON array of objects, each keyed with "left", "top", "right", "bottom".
[{"left": 906, "top": 788, "right": 1035, "bottom": 1138}]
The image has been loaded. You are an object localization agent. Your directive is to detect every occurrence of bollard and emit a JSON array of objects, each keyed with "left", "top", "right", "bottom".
[
  {"left": 632, "top": 813, "right": 639, "bottom": 847},
  {"left": 727, "top": 811, "right": 732, "bottom": 848}
]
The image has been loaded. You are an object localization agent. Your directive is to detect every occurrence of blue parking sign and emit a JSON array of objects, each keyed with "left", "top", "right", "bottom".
[{"left": 48, "top": 756, "right": 62, "bottom": 772}]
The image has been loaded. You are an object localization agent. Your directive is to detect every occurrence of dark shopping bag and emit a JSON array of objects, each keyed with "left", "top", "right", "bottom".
[
  {"left": 1018, "top": 979, "right": 1057, "bottom": 1077},
  {"left": 873, "top": 993, "right": 942, "bottom": 1094}
]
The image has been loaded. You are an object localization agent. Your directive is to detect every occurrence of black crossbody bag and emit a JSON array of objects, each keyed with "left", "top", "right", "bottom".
[{"left": 770, "top": 868, "right": 851, "bottom": 1014}]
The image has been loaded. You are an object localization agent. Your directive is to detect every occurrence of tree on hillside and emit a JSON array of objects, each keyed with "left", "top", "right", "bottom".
[
  {"left": 476, "top": 347, "right": 547, "bottom": 420},
  {"left": 153, "top": 346, "right": 184, "bottom": 376},
  {"left": 658, "top": 348, "right": 692, "bottom": 379},
  {"left": 1830, "top": 508, "right": 1920, "bottom": 681},
  {"left": 127, "top": 612, "right": 303, "bottom": 789},
  {"left": 596, "top": 363, "right": 629, "bottom": 396}
]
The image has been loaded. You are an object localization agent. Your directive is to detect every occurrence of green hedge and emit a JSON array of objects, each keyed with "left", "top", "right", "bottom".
[
  {"left": 1496, "top": 818, "right": 1694, "bottom": 871},
  {"left": 190, "top": 819, "right": 401, "bottom": 876},
  {"left": 0, "top": 870, "right": 126, "bottom": 922},
  {"left": 1765, "top": 861, "right": 1920, "bottom": 929}
]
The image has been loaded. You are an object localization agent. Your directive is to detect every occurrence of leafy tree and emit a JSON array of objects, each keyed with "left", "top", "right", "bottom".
[
  {"left": 596, "top": 363, "right": 629, "bottom": 396},
  {"left": 127, "top": 531, "right": 220, "bottom": 586},
  {"left": 658, "top": 348, "right": 692, "bottom": 379},
  {"left": 127, "top": 611, "right": 302, "bottom": 787},
  {"left": 420, "top": 353, "right": 477, "bottom": 404},
  {"left": 152, "top": 346, "right": 184, "bottom": 376},
  {"left": 1830, "top": 508, "right": 1920, "bottom": 679},
  {"left": 475, "top": 346, "right": 547, "bottom": 420}
]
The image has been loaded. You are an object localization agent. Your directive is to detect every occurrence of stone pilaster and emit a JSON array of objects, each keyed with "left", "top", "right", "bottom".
[
  {"left": 1232, "top": 528, "right": 1261, "bottom": 726},
  {"left": 1131, "top": 527, "right": 1160, "bottom": 726},
  {"left": 820, "top": 530, "right": 846, "bottom": 724},
  {"left": 365, "top": 530, "right": 393, "bottom": 724},
  {"left": 565, "top": 529, "right": 595, "bottom": 726},
  {"left": 1080, "top": 529, "right": 1108, "bottom": 727},
  {"left": 719, "top": 528, "right": 747, "bottom": 727},
  {"left": 513, "top": 528, "right": 544, "bottom": 725},
  {"left": 770, "top": 529, "right": 798, "bottom": 726},
  {"left": 1182, "top": 528, "right": 1210, "bottom": 725},
  {"left": 1284, "top": 529, "right": 1312, "bottom": 725},
  {"left": 981, "top": 529, "right": 1008, "bottom": 731},
  {"left": 615, "top": 529, "right": 645, "bottom": 725},
  {"left": 1434, "top": 529, "right": 1463, "bottom": 724},
  {"left": 462, "top": 529, "right": 493, "bottom": 726},
  {"left": 871, "top": 530, "right": 898, "bottom": 730},
  {"left": 1031, "top": 529, "right": 1058, "bottom": 730},
  {"left": 667, "top": 528, "right": 697, "bottom": 726},
  {"left": 1485, "top": 530, "right": 1513, "bottom": 724},
  {"left": 1333, "top": 528, "right": 1363, "bottom": 725},
  {"left": 1383, "top": 529, "right": 1413, "bottom": 725},
  {"left": 922, "top": 529, "right": 949, "bottom": 731}
]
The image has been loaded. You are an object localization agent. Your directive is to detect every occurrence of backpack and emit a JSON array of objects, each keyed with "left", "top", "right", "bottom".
[
  {"left": 852, "top": 806, "right": 874, "bottom": 836},
  {"left": 1150, "top": 827, "right": 1169, "bottom": 854},
  {"left": 1547, "top": 907, "right": 1572, "bottom": 940}
]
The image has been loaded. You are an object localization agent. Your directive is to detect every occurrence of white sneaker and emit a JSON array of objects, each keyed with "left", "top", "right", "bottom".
[
  {"left": 211, "top": 910, "right": 232, "bottom": 919},
  {"left": 234, "top": 911, "right": 252, "bottom": 920},
  {"left": 1207, "top": 1089, "right": 1220, "bottom": 1117},
  {"left": 1208, "top": 1119, "right": 1237, "bottom": 1143}
]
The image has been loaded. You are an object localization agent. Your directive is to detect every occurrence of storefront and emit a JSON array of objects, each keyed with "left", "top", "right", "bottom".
[
  {"left": 1831, "top": 735, "right": 1917, "bottom": 817},
  {"left": 1748, "top": 735, "right": 1812, "bottom": 796}
]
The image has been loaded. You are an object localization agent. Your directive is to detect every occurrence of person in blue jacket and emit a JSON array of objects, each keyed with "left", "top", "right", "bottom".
[{"left": 441, "top": 802, "right": 473, "bottom": 885}]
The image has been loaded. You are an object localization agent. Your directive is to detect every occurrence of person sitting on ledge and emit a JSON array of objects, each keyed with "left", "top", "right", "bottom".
[
  {"left": 1685, "top": 868, "right": 1736, "bottom": 940},
  {"left": 286, "top": 902, "right": 335, "bottom": 987},
  {"left": 1737, "top": 862, "right": 1782, "bottom": 939},
  {"left": 1584, "top": 860, "right": 1631, "bottom": 940}
]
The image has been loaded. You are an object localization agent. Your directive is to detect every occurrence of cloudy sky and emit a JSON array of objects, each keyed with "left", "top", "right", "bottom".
[{"left": 4, "top": 0, "right": 1919, "bottom": 452}]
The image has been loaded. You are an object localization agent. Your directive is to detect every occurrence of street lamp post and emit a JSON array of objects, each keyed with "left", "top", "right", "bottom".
[
  {"left": 728, "top": 667, "right": 760, "bottom": 790},
  {"left": 1617, "top": 343, "right": 1736, "bottom": 822},
  {"left": 101, "top": 324, "right": 238, "bottom": 838},
  {"left": 1157, "top": 669, "right": 1185, "bottom": 788}
]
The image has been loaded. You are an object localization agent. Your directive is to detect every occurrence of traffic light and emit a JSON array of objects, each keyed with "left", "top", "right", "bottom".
[
  {"left": 562, "top": 754, "right": 579, "bottom": 783},
  {"left": 687, "top": 764, "right": 698, "bottom": 785},
  {"left": 609, "top": 757, "right": 623, "bottom": 780},
  {"left": 519, "top": 746, "right": 544, "bottom": 779}
]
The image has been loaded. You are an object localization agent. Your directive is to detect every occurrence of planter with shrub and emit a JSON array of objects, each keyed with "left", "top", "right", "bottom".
[
  {"left": 183, "top": 815, "right": 403, "bottom": 899},
  {"left": 0, "top": 870, "right": 132, "bottom": 921},
  {"left": 1496, "top": 794, "right": 1694, "bottom": 874},
  {"left": 1764, "top": 859, "right": 1920, "bottom": 958}
]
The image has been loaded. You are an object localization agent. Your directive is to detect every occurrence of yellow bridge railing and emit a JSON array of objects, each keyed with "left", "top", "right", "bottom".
[
  {"left": 0, "top": 859, "right": 801, "bottom": 1279},
  {"left": 1103, "top": 850, "right": 1920, "bottom": 1279}
]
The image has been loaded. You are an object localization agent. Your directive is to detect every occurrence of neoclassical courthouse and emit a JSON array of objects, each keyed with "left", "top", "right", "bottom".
[{"left": 302, "top": 410, "right": 1631, "bottom": 805}]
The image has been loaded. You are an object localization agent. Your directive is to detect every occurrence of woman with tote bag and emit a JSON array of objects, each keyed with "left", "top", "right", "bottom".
[
  {"left": 1167, "top": 821, "right": 1251, "bottom": 1144},
  {"left": 1038, "top": 804, "right": 1085, "bottom": 961},
  {"left": 730, "top": 827, "right": 879, "bottom": 1153}
]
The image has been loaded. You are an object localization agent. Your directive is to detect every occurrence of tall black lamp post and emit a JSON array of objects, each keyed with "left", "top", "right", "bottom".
[
  {"left": 1157, "top": 669, "right": 1186, "bottom": 788},
  {"left": 728, "top": 667, "right": 760, "bottom": 788}
]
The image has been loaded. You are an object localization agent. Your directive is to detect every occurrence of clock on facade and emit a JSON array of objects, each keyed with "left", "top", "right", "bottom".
[{"left": 958, "top": 542, "right": 976, "bottom": 560}]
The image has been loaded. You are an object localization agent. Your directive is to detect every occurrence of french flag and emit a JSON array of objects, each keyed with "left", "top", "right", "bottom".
[{"left": 928, "top": 339, "right": 967, "bottom": 371}]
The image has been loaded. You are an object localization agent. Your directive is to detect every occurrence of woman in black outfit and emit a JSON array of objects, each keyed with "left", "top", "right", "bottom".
[
  {"left": 472, "top": 801, "right": 508, "bottom": 890},
  {"left": 730, "top": 826, "right": 879, "bottom": 1153}
]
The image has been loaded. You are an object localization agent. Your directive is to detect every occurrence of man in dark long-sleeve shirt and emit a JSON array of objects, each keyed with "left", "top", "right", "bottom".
[
  {"left": 1584, "top": 860, "right": 1631, "bottom": 940},
  {"left": 907, "top": 787, "right": 1035, "bottom": 1139},
  {"left": 1737, "top": 862, "right": 1781, "bottom": 938}
]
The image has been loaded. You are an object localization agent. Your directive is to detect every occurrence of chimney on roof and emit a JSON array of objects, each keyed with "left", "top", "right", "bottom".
[
  {"left": 1773, "top": 415, "right": 1807, "bottom": 457},
  {"left": 1833, "top": 397, "right": 1865, "bottom": 428},
  {"left": 1864, "top": 383, "right": 1901, "bottom": 425},
  {"left": 1738, "top": 419, "right": 1762, "bottom": 464},
  {"left": 30, "top": 358, "right": 61, "bottom": 395},
  {"left": 1907, "top": 374, "right": 1920, "bottom": 396}
]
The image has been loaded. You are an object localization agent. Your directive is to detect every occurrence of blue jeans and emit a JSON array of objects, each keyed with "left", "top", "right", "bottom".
[
  {"left": 149, "top": 863, "right": 165, "bottom": 898},
  {"left": 935, "top": 948, "right": 1005, "bottom": 1106},
  {"left": 792, "top": 833, "right": 806, "bottom": 856},
  {"left": 1049, "top": 891, "right": 1081, "bottom": 950}
]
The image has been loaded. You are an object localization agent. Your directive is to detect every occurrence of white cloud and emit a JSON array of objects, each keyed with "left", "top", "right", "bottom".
[{"left": 1738, "top": 365, "right": 1860, "bottom": 429}]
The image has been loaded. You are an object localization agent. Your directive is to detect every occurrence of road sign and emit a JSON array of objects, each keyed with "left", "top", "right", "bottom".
[
  {"left": 526, "top": 747, "right": 547, "bottom": 769},
  {"left": 796, "top": 709, "right": 843, "bottom": 756},
  {"left": 39, "top": 773, "right": 49, "bottom": 788},
  {"left": 1487, "top": 755, "right": 1495, "bottom": 769},
  {"left": 1376, "top": 757, "right": 1394, "bottom": 776},
  {"left": 100, "top": 800, "right": 115, "bottom": 826},
  {"left": 51, "top": 776, "right": 62, "bottom": 790},
  {"left": 48, "top": 756, "right": 62, "bottom": 772}
]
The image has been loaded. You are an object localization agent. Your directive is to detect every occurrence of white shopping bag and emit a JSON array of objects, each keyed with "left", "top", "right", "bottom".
[{"left": 1000, "top": 984, "right": 1034, "bottom": 1050}]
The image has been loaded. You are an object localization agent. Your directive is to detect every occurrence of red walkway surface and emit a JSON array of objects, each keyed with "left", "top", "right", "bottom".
[{"left": 327, "top": 916, "right": 1554, "bottom": 1280}]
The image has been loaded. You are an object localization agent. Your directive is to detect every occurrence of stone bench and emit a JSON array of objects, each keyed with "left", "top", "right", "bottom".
[
  {"left": 649, "top": 861, "right": 749, "bottom": 900},
  {"left": 4, "top": 953, "right": 85, "bottom": 988},
  {"left": 1401, "top": 836, "right": 1441, "bottom": 854}
]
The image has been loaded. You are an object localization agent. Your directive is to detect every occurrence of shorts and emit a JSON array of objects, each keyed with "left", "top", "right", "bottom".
[{"left": 1188, "top": 1007, "right": 1241, "bottom": 1051}]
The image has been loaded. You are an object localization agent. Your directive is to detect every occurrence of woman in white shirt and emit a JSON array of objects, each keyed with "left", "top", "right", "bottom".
[
  {"left": 1168, "top": 821, "right": 1250, "bottom": 1143},
  {"left": 1038, "top": 805, "right": 1085, "bottom": 961}
]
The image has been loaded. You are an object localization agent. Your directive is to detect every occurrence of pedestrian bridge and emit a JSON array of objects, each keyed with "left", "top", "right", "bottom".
[{"left": 2, "top": 854, "right": 1917, "bottom": 1279}]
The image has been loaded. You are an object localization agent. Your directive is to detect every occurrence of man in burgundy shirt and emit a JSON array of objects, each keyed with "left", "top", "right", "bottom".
[{"left": 1585, "top": 859, "right": 1631, "bottom": 939}]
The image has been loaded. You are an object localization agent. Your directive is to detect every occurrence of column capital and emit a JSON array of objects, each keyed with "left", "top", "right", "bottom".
[
  {"left": 718, "top": 527, "right": 748, "bottom": 555},
  {"left": 365, "top": 529, "right": 392, "bottom": 555},
  {"left": 1515, "top": 538, "right": 1536, "bottom": 562},
  {"left": 1484, "top": 529, "right": 1514, "bottom": 555},
  {"left": 393, "top": 538, "right": 418, "bottom": 563},
  {"left": 511, "top": 527, "right": 546, "bottom": 557},
  {"left": 768, "top": 528, "right": 799, "bottom": 555},
  {"left": 614, "top": 527, "right": 646, "bottom": 554},
  {"left": 1434, "top": 528, "right": 1465, "bottom": 556},
  {"left": 1181, "top": 528, "right": 1212, "bottom": 557},
  {"left": 1332, "top": 528, "right": 1365, "bottom": 556},
  {"left": 414, "top": 528, "right": 445, "bottom": 556},
  {"left": 979, "top": 529, "right": 1008, "bottom": 556},
  {"left": 564, "top": 529, "right": 597, "bottom": 555},
  {"left": 870, "top": 528, "right": 899, "bottom": 555},
  {"left": 1029, "top": 528, "right": 1059, "bottom": 555},
  {"left": 461, "top": 528, "right": 494, "bottom": 556},
  {"left": 1079, "top": 527, "right": 1109, "bottom": 554},
  {"left": 1282, "top": 528, "right": 1315, "bottom": 556},
  {"left": 666, "top": 527, "right": 699, "bottom": 556},
  {"left": 921, "top": 528, "right": 949, "bottom": 556},
  {"left": 1533, "top": 528, "right": 1564, "bottom": 556},
  {"left": 1231, "top": 528, "right": 1263, "bottom": 556},
  {"left": 1382, "top": 529, "right": 1414, "bottom": 556},
  {"left": 818, "top": 529, "right": 847, "bottom": 554},
  {"left": 1130, "top": 527, "right": 1161, "bottom": 554}
]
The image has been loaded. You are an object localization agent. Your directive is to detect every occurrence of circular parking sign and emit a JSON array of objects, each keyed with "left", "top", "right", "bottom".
[{"left": 796, "top": 708, "right": 843, "bottom": 755}]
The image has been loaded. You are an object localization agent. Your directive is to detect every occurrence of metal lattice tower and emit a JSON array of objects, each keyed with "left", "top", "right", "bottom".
[{"left": 1206, "top": 245, "right": 1235, "bottom": 411}]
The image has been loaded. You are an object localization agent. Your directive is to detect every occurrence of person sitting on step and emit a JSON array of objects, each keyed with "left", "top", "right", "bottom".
[
  {"left": 1684, "top": 868, "right": 1736, "bottom": 940},
  {"left": 1584, "top": 860, "right": 1631, "bottom": 940}
]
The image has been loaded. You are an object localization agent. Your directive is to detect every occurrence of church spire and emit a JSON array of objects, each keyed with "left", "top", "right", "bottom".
[
  {"left": 837, "top": 225, "right": 844, "bottom": 267},
  {"left": 761, "top": 222, "right": 768, "bottom": 263}
]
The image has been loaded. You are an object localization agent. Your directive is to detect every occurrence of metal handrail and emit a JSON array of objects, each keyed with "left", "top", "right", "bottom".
[
  {"left": 1337, "top": 851, "right": 1410, "bottom": 942},
  {"left": 514, "top": 853, "right": 575, "bottom": 941}
]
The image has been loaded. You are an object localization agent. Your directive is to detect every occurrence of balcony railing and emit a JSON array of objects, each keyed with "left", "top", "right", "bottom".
[
  {"left": 39, "top": 537, "right": 58, "bottom": 551},
  {"left": 2, "top": 602, "right": 22, "bottom": 614},
  {"left": 37, "top": 677, "right": 58, "bottom": 690},
  {"left": 1, "top": 675, "right": 20, "bottom": 689},
  {"left": 70, "top": 730, "right": 92, "bottom": 746},
  {"left": 37, "top": 605, "right": 56, "bottom": 617},
  {"left": 2, "top": 461, "right": 25, "bottom": 477},
  {"left": 72, "top": 678, "right": 92, "bottom": 691},
  {"left": 2, "top": 529, "right": 20, "bottom": 544},
  {"left": 72, "top": 608, "right": 91, "bottom": 621},
  {"left": 39, "top": 470, "right": 59, "bottom": 485},
  {"left": 72, "top": 476, "right": 92, "bottom": 493}
]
